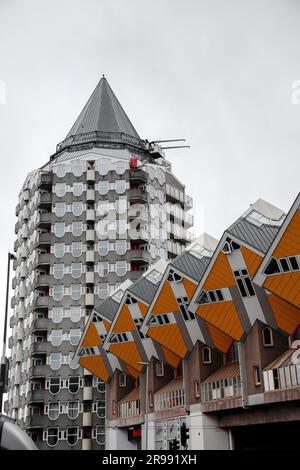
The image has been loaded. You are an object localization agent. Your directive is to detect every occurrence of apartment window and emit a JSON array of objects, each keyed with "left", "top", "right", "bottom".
[
  {"left": 98, "top": 240, "right": 109, "bottom": 256},
  {"left": 55, "top": 203, "right": 66, "bottom": 218},
  {"left": 115, "top": 180, "right": 126, "bottom": 194},
  {"left": 53, "top": 285, "right": 64, "bottom": 302},
  {"left": 196, "top": 291, "right": 209, "bottom": 304},
  {"left": 70, "top": 329, "right": 81, "bottom": 346},
  {"left": 115, "top": 160, "right": 126, "bottom": 175},
  {"left": 72, "top": 202, "right": 83, "bottom": 217},
  {"left": 262, "top": 327, "right": 274, "bottom": 347},
  {"left": 68, "top": 401, "right": 80, "bottom": 419},
  {"left": 98, "top": 262, "right": 109, "bottom": 277},
  {"left": 71, "top": 160, "right": 84, "bottom": 177},
  {"left": 72, "top": 242, "right": 82, "bottom": 257},
  {"left": 97, "top": 379, "right": 105, "bottom": 394},
  {"left": 56, "top": 164, "right": 66, "bottom": 177},
  {"left": 48, "top": 402, "right": 60, "bottom": 421},
  {"left": 70, "top": 306, "right": 81, "bottom": 323},
  {"left": 71, "top": 284, "right": 82, "bottom": 301},
  {"left": 289, "top": 256, "right": 300, "bottom": 271},
  {"left": 54, "top": 243, "right": 65, "bottom": 258},
  {"left": 194, "top": 380, "right": 201, "bottom": 398},
  {"left": 96, "top": 400, "right": 105, "bottom": 419},
  {"left": 167, "top": 270, "right": 182, "bottom": 282},
  {"left": 98, "top": 283, "right": 109, "bottom": 299},
  {"left": 222, "top": 237, "right": 241, "bottom": 254},
  {"left": 253, "top": 366, "right": 261, "bottom": 386},
  {"left": 50, "top": 353, "right": 62, "bottom": 371},
  {"left": 116, "top": 239, "right": 127, "bottom": 255},
  {"left": 73, "top": 182, "right": 83, "bottom": 197},
  {"left": 50, "top": 329, "right": 63, "bottom": 347},
  {"left": 109, "top": 333, "right": 129, "bottom": 344},
  {"left": 155, "top": 362, "right": 164, "bottom": 377},
  {"left": 54, "top": 223, "right": 65, "bottom": 238},
  {"left": 67, "top": 427, "right": 80, "bottom": 446},
  {"left": 99, "top": 181, "right": 109, "bottom": 195},
  {"left": 71, "top": 263, "right": 82, "bottom": 279},
  {"left": 53, "top": 263, "right": 64, "bottom": 280},
  {"left": 68, "top": 376, "right": 80, "bottom": 394},
  {"left": 196, "top": 289, "right": 224, "bottom": 305},
  {"left": 72, "top": 222, "right": 83, "bottom": 237},
  {"left": 46, "top": 427, "right": 59, "bottom": 447},
  {"left": 55, "top": 183, "right": 66, "bottom": 197},
  {"left": 52, "top": 307, "right": 63, "bottom": 324},
  {"left": 119, "top": 373, "right": 127, "bottom": 387},
  {"left": 116, "top": 261, "right": 127, "bottom": 277},
  {"left": 98, "top": 159, "right": 109, "bottom": 176},
  {"left": 264, "top": 257, "right": 280, "bottom": 275},
  {"left": 48, "top": 377, "right": 61, "bottom": 395},
  {"left": 234, "top": 269, "right": 256, "bottom": 298},
  {"left": 96, "top": 426, "right": 106, "bottom": 446},
  {"left": 202, "top": 347, "right": 212, "bottom": 364},
  {"left": 148, "top": 314, "right": 171, "bottom": 326},
  {"left": 177, "top": 296, "right": 195, "bottom": 321}
]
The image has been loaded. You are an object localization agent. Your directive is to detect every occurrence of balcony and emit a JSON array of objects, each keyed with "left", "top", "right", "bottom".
[
  {"left": 37, "top": 192, "right": 51, "bottom": 207},
  {"left": 83, "top": 387, "right": 92, "bottom": 401},
  {"left": 35, "top": 253, "right": 50, "bottom": 266},
  {"left": 154, "top": 379, "right": 185, "bottom": 411},
  {"left": 27, "top": 389, "right": 45, "bottom": 402},
  {"left": 129, "top": 168, "right": 148, "bottom": 184},
  {"left": 85, "top": 294, "right": 95, "bottom": 306},
  {"left": 85, "top": 272, "right": 95, "bottom": 284},
  {"left": 37, "top": 173, "right": 52, "bottom": 188},
  {"left": 33, "top": 296, "right": 49, "bottom": 309},
  {"left": 86, "top": 209, "right": 95, "bottom": 221},
  {"left": 129, "top": 188, "right": 148, "bottom": 204},
  {"left": 263, "top": 349, "right": 300, "bottom": 393},
  {"left": 34, "top": 274, "right": 50, "bottom": 287},
  {"left": 16, "top": 349, "right": 23, "bottom": 362},
  {"left": 31, "top": 342, "right": 48, "bottom": 354},
  {"left": 128, "top": 249, "right": 151, "bottom": 263},
  {"left": 118, "top": 388, "right": 141, "bottom": 419},
  {"left": 32, "top": 318, "right": 49, "bottom": 330},
  {"left": 36, "top": 232, "right": 51, "bottom": 246},
  {"left": 12, "top": 396, "right": 20, "bottom": 409},
  {"left": 28, "top": 366, "right": 46, "bottom": 378},
  {"left": 82, "top": 439, "right": 92, "bottom": 450},
  {"left": 15, "top": 203, "right": 21, "bottom": 216},
  {"left": 82, "top": 412, "right": 92, "bottom": 427},
  {"left": 20, "top": 265, "right": 28, "bottom": 278},
  {"left": 37, "top": 212, "right": 52, "bottom": 226},
  {"left": 27, "top": 414, "right": 46, "bottom": 427},
  {"left": 86, "top": 170, "right": 95, "bottom": 182},
  {"left": 86, "top": 251, "right": 95, "bottom": 263},
  {"left": 201, "top": 364, "right": 242, "bottom": 403},
  {"left": 9, "top": 314, "right": 16, "bottom": 328},
  {"left": 86, "top": 190, "right": 95, "bottom": 202},
  {"left": 86, "top": 230, "right": 95, "bottom": 242}
]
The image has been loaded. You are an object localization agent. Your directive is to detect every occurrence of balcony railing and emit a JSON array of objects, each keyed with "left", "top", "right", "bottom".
[
  {"left": 263, "top": 351, "right": 300, "bottom": 392},
  {"left": 201, "top": 365, "right": 242, "bottom": 402},
  {"left": 118, "top": 388, "right": 141, "bottom": 419},
  {"left": 154, "top": 380, "right": 185, "bottom": 411}
]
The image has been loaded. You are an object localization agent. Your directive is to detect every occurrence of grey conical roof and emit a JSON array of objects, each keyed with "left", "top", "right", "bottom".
[{"left": 65, "top": 76, "right": 140, "bottom": 139}]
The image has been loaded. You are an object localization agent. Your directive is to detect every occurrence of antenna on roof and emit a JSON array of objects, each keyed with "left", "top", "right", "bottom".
[{"left": 145, "top": 138, "right": 190, "bottom": 159}]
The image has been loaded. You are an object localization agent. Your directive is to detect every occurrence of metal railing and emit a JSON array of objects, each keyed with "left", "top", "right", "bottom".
[
  {"left": 201, "top": 375, "right": 242, "bottom": 402},
  {"left": 154, "top": 387, "right": 185, "bottom": 411}
]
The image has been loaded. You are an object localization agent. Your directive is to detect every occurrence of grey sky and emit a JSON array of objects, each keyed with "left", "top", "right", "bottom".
[{"left": 0, "top": 0, "right": 300, "bottom": 341}]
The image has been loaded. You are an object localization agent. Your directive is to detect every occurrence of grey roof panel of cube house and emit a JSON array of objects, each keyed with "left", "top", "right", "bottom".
[
  {"left": 172, "top": 251, "right": 211, "bottom": 281},
  {"left": 227, "top": 218, "right": 280, "bottom": 254},
  {"left": 129, "top": 277, "right": 160, "bottom": 305},
  {"left": 94, "top": 297, "right": 120, "bottom": 322}
]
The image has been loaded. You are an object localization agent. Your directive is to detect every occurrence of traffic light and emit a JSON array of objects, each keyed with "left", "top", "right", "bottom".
[
  {"left": 180, "top": 422, "right": 189, "bottom": 448},
  {"left": 169, "top": 439, "right": 180, "bottom": 450}
]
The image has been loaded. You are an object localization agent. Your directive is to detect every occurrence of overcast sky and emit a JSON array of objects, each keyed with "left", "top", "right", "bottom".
[{"left": 0, "top": 0, "right": 300, "bottom": 341}]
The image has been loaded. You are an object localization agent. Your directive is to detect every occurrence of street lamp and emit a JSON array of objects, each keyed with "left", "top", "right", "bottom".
[
  {"left": 138, "top": 361, "right": 150, "bottom": 451},
  {"left": 0, "top": 253, "right": 16, "bottom": 414}
]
